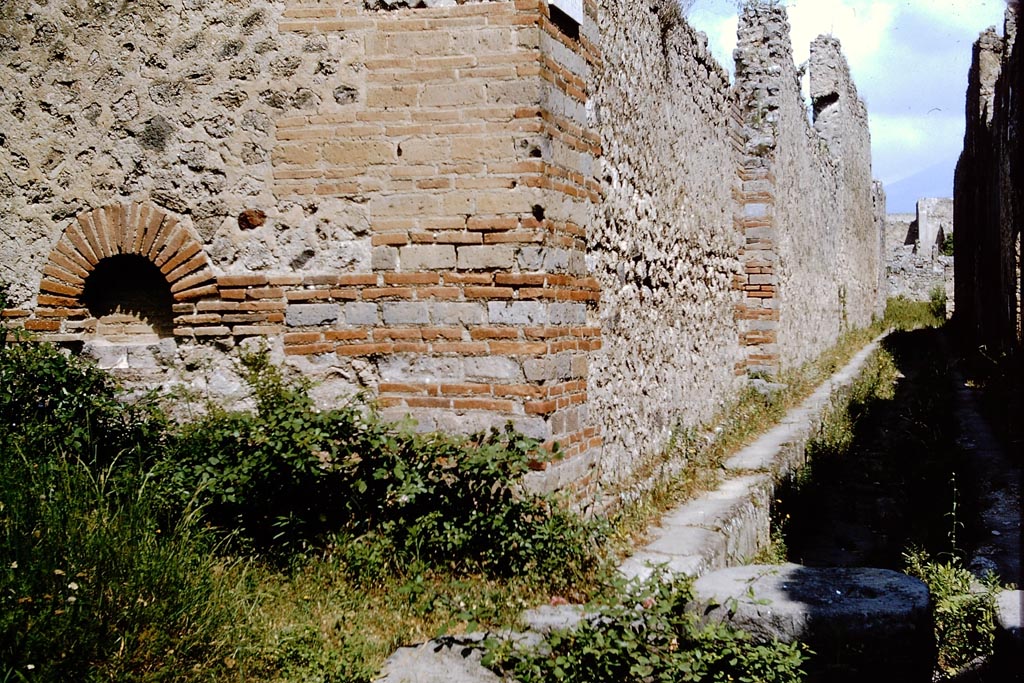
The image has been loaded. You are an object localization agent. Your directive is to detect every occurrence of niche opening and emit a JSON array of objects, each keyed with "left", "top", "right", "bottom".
[{"left": 81, "top": 254, "right": 175, "bottom": 341}]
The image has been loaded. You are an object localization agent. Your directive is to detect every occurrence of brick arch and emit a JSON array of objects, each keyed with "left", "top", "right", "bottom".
[{"left": 39, "top": 202, "right": 218, "bottom": 305}]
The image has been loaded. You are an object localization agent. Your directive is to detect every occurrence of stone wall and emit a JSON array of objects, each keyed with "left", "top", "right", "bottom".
[
  {"left": 885, "top": 201, "right": 954, "bottom": 308},
  {"left": 0, "top": 0, "right": 883, "bottom": 500},
  {"left": 955, "top": 8, "right": 1023, "bottom": 354},
  {"left": 734, "top": 7, "right": 882, "bottom": 371},
  {"left": 585, "top": 0, "right": 743, "bottom": 490}
]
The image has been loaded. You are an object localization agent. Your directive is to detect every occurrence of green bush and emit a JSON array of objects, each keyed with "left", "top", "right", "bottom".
[
  {"left": 484, "top": 571, "right": 807, "bottom": 683},
  {"left": 904, "top": 549, "right": 1003, "bottom": 674},
  {"left": 162, "top": 347, "right": 605, "bottom": 584}
]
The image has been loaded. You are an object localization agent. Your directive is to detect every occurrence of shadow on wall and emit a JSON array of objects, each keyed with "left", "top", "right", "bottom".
[{"left": 81, "top": 254, "right": 175, "bottom": 340}]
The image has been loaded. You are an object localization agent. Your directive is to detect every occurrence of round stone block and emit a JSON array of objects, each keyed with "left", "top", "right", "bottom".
[{"left": 690, "top": 563, "right": 934, "bottom": 682}]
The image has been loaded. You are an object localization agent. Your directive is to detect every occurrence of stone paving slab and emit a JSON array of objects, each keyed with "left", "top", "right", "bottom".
[{"left": 376, "top": 638, "right": 503, "bottom": 683}]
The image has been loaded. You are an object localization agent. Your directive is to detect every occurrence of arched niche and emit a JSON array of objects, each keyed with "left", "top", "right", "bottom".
[
  {"left": 37, "top": 202, "right": 218, "bottom": 342},
  {"left": 82, "top": 254, "right": 175, "bottom": 341}
]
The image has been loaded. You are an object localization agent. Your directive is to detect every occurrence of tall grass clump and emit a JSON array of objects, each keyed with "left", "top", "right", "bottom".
[
  {"left": 1, "top": 285, "right": 239, "bottom": 681},
  {"left": 0, "top": 454, "right": 239, "bottom": 682},
  {"left": 885, "top": 295, "right": 946, "bottom": 331}
]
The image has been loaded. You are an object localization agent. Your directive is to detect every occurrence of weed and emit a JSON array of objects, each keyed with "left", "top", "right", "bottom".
[
  {"left": 484, "top": 570, "right": 807, "bottom": 682},
  {"left": 904, "top": 548, "right": 1004, "bottom": 674},
  {"left": 929, "top": 286, "right": 948, "bottom": 321}
]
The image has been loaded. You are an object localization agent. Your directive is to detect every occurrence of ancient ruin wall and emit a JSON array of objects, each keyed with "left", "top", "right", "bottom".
[
  {"left": 955, "top": 9, "right": 1023, "bottom": 354},
  {"left": 0, "top": 0, "right": 342, "bottom": 397},
  {"left": 586, "top": 0, "right": 744, "bottom": 489},
  {"left": 885, "top": 200, "right": 955, "bottom": 310},
  {"left": 0, "top": 0, "right": 884, "bottom": 499},
  {"left": 734, "top": 7, "right": 880, "bottom": 371}
]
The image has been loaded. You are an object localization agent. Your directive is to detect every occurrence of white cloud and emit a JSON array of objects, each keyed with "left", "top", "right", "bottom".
[
  {"left": 869, "top": 112, "right": 964, "bottom": 184},
  {"left": 786, "top": 0, "right": 896, "bottom": 67},
  {"left": 911, "top": 0, "right": 1006, "bottom": 30}
]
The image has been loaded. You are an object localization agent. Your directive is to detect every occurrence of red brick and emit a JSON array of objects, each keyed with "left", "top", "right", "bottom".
[
  {"left": 452, "top": 398, "right": 515, "bottom": 412},
  {"left": 218, "top": 274, "right": 269, "bottom": 287}
]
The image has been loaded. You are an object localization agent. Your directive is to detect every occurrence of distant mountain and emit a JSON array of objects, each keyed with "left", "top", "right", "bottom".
[{"left": 882, "top": 158, "right": 957, "bottom": 213}]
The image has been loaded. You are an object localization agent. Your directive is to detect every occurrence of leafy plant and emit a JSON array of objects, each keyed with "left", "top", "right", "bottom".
[
  {"left": 484, "top": 571, "right": 807, "bottom": 683},
  {"left": 940, "top": 232, "right": 954, "bottom": 257},
  {"left": 928, "top": 286, "right": 948, "bottom": 321},
  {"left": 904, "top": 548, "right": 1004, "bottom": 674},
  {"left": 163, "top": 347, "right": 605, "bottom": 585}
]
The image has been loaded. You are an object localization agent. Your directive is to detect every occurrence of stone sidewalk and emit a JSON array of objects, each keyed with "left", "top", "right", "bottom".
[
  {"left": 619, "top": 336, "right": 886, "bottom": 581},
  {"left": 377, "top": 336, "right": 890, "bottom": 682}
]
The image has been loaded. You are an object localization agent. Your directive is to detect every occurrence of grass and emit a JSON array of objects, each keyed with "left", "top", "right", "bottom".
[{"left": 0, "top": 291, "right": 950, "bottom": 681}]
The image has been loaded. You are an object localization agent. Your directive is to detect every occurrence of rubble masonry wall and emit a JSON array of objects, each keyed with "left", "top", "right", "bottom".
[
  {"left": 0, "top": 0, "right": 882, "bottom": 501},
  {"left": 955, "top": 9, "right": 1022, "bottom": 354}
]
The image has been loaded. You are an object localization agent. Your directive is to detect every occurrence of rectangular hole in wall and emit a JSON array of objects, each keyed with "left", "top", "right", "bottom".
[{"left": 549, "top": 3, "right": 580, "bottom": 41}]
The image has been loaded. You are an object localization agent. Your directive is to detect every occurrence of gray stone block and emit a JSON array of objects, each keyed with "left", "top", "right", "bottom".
[
  {"left": 382, "top": 302, "right": 430, "bottom": 325},
  {"left": 375, "top": 637, "right": 501, "bottom": 683},
  {"left": 431, "top": 302, "right": 486, "bottom": 325},
  {"left": 994, "top": 590, "right": 1023, "bottom": 681},
  {"left": 691, "top": 564, "right": 933, "bottom": 682},
  {"left": 488, "top": 301, "right": 547, "bottom": 325},
  {"left": 345, "top": 302, "right": 379, "bottom": 326},
  {"left": 286, "top": 303, "right": 340, "bottom": 327}
]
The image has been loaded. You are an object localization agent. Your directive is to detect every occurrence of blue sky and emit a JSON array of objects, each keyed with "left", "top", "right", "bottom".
[{"left": 685, "top": 0, "right": 1009, "bottom": 212}]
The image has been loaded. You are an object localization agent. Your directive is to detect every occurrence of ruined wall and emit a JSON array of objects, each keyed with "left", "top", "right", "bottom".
[
  {"left": 0, "top": 0, "right": 883, "bottom": 499},
  {"left": 586, "top": 0, "right": 743, "bottom": 489},
  {"left": 734, "top": 8, "right": 881, "bottom": 371},
  {"left": 955, "top": 9, "right": 1022, "bottom": 354},
  {"left": 885, "top": 201, "right": 955, "bottom": 308},
  {"left": 917, "top": 198, "right": 954, "bottom": 253}
]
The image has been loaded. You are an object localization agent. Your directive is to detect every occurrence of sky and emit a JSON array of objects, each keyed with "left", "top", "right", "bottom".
[{"left": 685, "top": 0, "right": 1010, "bottom": 213}]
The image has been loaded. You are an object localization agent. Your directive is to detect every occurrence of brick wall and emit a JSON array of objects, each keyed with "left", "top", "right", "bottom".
[{"left": 1, "top": 0, "right": 884, "bottom": 500}]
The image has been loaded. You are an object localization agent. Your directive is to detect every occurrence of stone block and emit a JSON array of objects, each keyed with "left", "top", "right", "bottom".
[
  {"left": 420, "top": 82, "right": 486, "bottom": 107},
  {"left": 323, "top": 139, "right": 396, "bottom": 165},
  {"left": 376, "top": 637, "right": 501, "bottom": 683},
  {"left": 286, "top": 303, "right": 340, "bottom": 327},
  {"left": 464, "top": 356, "right": 524, "bottom": 381},
  {"left": 380, "top": 356, "right": 465, "bottom": 382},
  {"left": 994, "top": 590, "right": 1023, "bottom": 681},
  {"left": 382, "top": 302, "right": 430, "bottom": 325},
  {"left": 431, "top": 302, "right": 486, "bottom": 325},
  {"left": 345, "top": 302, "right": 379, "bottom": 326},
  {"left": 457, "top": 245, "right": 516, "bottom": 270},
  {"left": 373, "top": 246, "right": 399, "bottom": 270},
  {"left": 691, "top": 564, "right": 933, "bottom": 682},
  {"left": 400, "top": 245, "right": 456, "bottom": 270},
  {"left": 488, "top": 301, "right": 547, "bottom": 325},
  {"left": 548, "top": 302, "right": 586, "bottom": 325}
]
